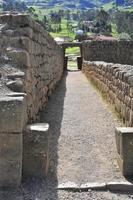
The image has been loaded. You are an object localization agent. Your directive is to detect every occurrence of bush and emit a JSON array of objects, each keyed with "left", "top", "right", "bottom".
[{"left": 118, "top": 32, "right": 132, "bottom": 41}]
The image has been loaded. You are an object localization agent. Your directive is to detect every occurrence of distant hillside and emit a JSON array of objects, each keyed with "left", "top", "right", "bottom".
[
  {"left": 24, "top": 0, "right": 113, "bottom": 9},
  {"left": 25, "top": 0, "right": 133, "bottom": 8}
]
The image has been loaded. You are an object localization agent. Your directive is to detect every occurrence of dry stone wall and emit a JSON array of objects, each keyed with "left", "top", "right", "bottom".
[
  {"left": 0, "top": 13, "right": 63, "bottom": 187},
  {"left": 0, "top": 13, "right": 63, "bottom": 123},
  {"left": 82, "top": 40, "right": 133, "bottom": 65},
  {"left": 83, "top": 61, "right": 133, "bottom": 127}
]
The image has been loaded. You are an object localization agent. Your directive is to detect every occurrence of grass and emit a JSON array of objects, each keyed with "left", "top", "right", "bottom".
[
  {"left": 66, "top": 47, "right": 80, "bottom": 56},
  {"left": 67, "top": 60, "right": 78, "bottom": 70}
]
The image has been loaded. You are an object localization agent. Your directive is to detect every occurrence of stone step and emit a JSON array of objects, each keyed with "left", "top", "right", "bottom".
[{"left": 23, "top": 123, "right": 49, "bottom": 178}]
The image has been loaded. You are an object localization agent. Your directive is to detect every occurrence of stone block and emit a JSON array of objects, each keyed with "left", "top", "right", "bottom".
[
  {"left": 23, "top": 151, "right": 49, "bottom": 178},
  {"left": 7, "top": 71, "right": 25, "bottom": 80},
  {"left": 23, "top": 123, "right": 49, "bottom": 177},
  {"left": 0, "top": 96, "right": 26, "bottom": 133},
  {"left": 11, "top": 37, "right": 32, "bottom": 53},
  {"left": 6, "top": 79, "right": 24, "bottom": 92},
  {"left": 0, "top": 133, "right": 22, "bottom": 187},
  {"left": 7, "top": 48, "right": 31, "bottom": 67},
  {"left": 15, "top": 27, "right": 33, "bottom": 38},
  {"left": 115, "top": 127, "right": 133, "bottom": 176},
  {"left": 12, "top": 14, "right": 33, "bottom": 28}
]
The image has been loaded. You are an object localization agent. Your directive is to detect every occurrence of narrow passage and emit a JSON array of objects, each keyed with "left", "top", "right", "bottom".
[{"left": 41, "top": 69, "right": 125, "bottom": 187}]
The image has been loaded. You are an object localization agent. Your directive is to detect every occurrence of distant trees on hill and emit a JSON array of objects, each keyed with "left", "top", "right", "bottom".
[
  {"left": 3, "top": 0, "right": 27, "bottom": 12},
  {"left": 116, "top": 0, "right": 125, "bottom": 6},
  {"left": 115, "top": 0, "right": 133, "bottom": 6},
  {"left": 93, "top": 9, "right": 112, "bottom": 35},
  {"left": 115, "top": 11, "right": 133, "bottom": 38}
]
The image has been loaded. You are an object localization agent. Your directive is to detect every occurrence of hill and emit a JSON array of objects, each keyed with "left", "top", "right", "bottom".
[{"left": 24, "top": 0, "right": 113, "bottom": 9}]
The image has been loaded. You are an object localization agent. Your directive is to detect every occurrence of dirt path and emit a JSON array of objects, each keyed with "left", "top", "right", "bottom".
[{"left": 41, "top": 70, "right": 125, "bottom": 186}]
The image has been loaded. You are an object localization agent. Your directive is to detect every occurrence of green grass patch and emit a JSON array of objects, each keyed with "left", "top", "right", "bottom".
[
  {"left": 66, "top": 47, "right": 80, "bottom": 56},
  {"left": 68, "top": 60, "right": 78, "bottom": 70}
]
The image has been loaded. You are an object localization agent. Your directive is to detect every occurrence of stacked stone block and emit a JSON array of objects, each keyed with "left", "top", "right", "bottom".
[
  {"left": 0, "top": 13, "right": 64, "bottom": 186},
  {"left": 82, "top": 40, "right": 133, "bottom": 65},
  {"left": 23, "top": 123, "right": 49, "bottom": 177},
  {"left": 0, "top": 96, "right": 26, "bottom": 187},
  {"left": 82, "top": 61, "right": 133, "bottom": 127},
  {"left": 115, "top": 127, "right": 133, "bottom": 176},
  {"left": 0, "top": 13, "right": 64, "bottom": 123}
]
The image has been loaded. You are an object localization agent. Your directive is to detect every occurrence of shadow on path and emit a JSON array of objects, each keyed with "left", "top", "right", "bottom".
[{"left": 41, "top": 72, "right": 67, "bottom": 199}]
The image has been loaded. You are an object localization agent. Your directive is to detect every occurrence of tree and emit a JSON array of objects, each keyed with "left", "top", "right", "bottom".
[
  {"left": 115, "top": 11, "right": 133, "bottom": 38},
  {"left": 3, "top": 0, "right": 27, "bottom": 12},
  {"left": 94, "top": 8, "right": 112, "bottom": 35},
  {"left": 50, "top": 12, "right": 61, "bottom": 32}
]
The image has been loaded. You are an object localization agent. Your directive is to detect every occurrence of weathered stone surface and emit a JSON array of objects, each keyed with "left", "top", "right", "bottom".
[
  {"left": 0, "top": 13, "right": 63, "bottom": 187},
  {"left": 82, "top": 40, "right": 133, "bottom": 65},
  {"left": 80, "top": 182, "right": 106, "bottom": 190},
  {"left": 115, "top": 127, "right": 133, "bottom": 176},
  {"left": 6, "top": 79, "right": 24, "bottom": 92},
  {"left": 23, "top": 123, "right": 49, "bottom": 177},
  {"left": 23, "top": 123, "right": 49, "bottom": 154},
  {"left": 7, "top": 72, "right": 25, "bottom": 79},
  {"left": 23, "top": 151, "right": 49, "bottom": 177},
  {"left": 0, "top": 133, "right": 22, "bottom": 187},
  {"left": 82, "top": 61, "right": 133, "bottom": 127},
  {"left": 107, "top": 181, "right": 133, "bottom": 192},
  {"left": 0, "top": 96, "right": 26, "bottom": 133},
  {"left": 6, "top": 48, "right": 31, "bottom": 67}
]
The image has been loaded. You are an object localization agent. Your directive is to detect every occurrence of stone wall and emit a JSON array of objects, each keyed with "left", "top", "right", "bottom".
[
  {"left": 0, "top": 13, "right": 63, "bottom": 123},
  {"left": 82, "top": 40, "right": 133, "bottom": 65},
  {"left": 0, "top": 13, "right": 63, "bottom": 187},
  {"left": 82, "top": 61, "right": 133, "bottom": 127}
]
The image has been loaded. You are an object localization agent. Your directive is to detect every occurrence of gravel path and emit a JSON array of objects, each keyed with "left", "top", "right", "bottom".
[
  {"left": 1, "top": 186, "right": 133, "bottom": 200},
  {"left": 41, "top": 70, "right": 124, "bottom": 185}
]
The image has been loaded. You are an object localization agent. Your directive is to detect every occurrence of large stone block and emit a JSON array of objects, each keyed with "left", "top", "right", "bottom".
[
  {"left": 15, "top": 27, "right": 33, "bottom": 38},
  {"left": 23, "top": 123, "right": 49, "bottom": 177},
  {"left": 0, "top": 133, "right": 22, "bottom": 187},
  {"left": 0, "top": 14, "right": 32, "bottom": 28},
  {"left": 6, "top": 48, "right": 31, "bottom": 67},
  {"left": 115, "top": 127, "right": 133, "bottom": 176},
  {"left": 11, "top": 37, "right": 32, "bottom": 53},
  {"left": 0, "top": 96, "right": 26, "bottom": 133}
]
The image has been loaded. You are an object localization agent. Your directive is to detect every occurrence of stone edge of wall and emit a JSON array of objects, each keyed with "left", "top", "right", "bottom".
[
  {"left": 82, "top": 60, "right": 133, "bottom": 127},
  {"left": 82, "top": 40, "right": 133, "bottom": 65}
]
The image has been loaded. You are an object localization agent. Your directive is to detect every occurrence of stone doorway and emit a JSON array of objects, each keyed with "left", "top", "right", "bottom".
[{"left": 62, "top": 42, "right": 83, "bottom": 71}]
